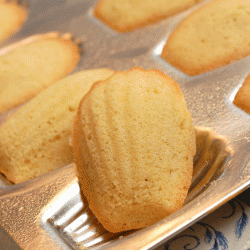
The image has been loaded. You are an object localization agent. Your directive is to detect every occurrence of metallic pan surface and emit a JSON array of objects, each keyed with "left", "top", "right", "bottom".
[{"left": 1, "top": 0, "right": 250, "bottom": 249}]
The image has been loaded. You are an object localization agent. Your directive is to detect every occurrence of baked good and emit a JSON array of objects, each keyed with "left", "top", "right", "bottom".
[
  {"left": 0, "top": 33, "right": 81, "bottom": 113},
  {"left": 73, "top": 67, "right": 196, "bottom": 232},
  {"left": 0, "top": 0, "right": 27, "bottom": 44},
  {"left": 0, "top": 68, "right": 114, "bottom": 184},
  {"left": 94, "top": 0, "right": 202, "bottom": 33},
  {"left": 161, "top": 0, "right": 250, "bottom": 76},
  {"left": 233, "top": 74, "right": 250, "bottom": 114}
]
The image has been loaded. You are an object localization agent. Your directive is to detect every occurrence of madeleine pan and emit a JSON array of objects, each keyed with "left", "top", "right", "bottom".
[{"left": 0, "top": 0, "right": 250, "bottom": 249}]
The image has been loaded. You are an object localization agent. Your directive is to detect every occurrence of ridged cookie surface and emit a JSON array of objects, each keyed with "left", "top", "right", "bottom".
[
  {"left": 94, "top": 0, "right": 202, "bottom": 32},
  {"left": 0, "top": 68, "right": 114, "bottom": 184},
  {"left": 0, "top": 34, "right": 81, "bottom": 113},
  {"left": 162, "top": 0, "right": 250, "bottom": 75},
  {"left": 73, "top": 67, "right": 196, "bottom": 233}
]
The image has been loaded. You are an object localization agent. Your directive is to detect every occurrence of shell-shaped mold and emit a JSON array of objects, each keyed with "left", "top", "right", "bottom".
[{"left": 44, "top": 126, "right": 232, "bottom": 249}]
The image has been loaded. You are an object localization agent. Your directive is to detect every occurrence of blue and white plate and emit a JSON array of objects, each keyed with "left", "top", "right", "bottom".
[{"left": 156, "top": 192, "right": 250, "bottom": 250}]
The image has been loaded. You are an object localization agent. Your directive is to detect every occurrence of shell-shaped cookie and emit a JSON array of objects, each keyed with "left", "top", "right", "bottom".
[
  {"left": 0, "top": 32, "right": 82, "bottom": 113},
  {"left": 0, "top": 68, "right": 114, "bottom": 184},
  {"left": 233, "top": 73, "right": 250, "bottom": 114},
  {"left": 0, "top": 0, "right": 27, "bottom": 44},
  {"left": 73, "top": 67, "right": 196, "bottom": 233},
  {"left": 162, "top": 0, "right": 250, "bottom": 75},
  {"left": 94, "top": 0, "right": 202, "bottom": 32}
]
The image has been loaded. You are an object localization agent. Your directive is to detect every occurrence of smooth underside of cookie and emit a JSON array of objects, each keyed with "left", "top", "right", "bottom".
[
  {"left": 0, "top": 0, "right": 27, "bottom": 44},
  {"left": 94, "top": 0, "right": 202, "bottom": 32},
  {"left": 0, "top": 68, "right": 114, "bottom": 184},
  {"left": 162, "top": 0, "right": 250, "bottom": 76},
  {"left": 0, "top": 36, "right": 81, "bottom": 114},
  {"left": 73, "top": 67, "right": 196, "bottom": 232},
  {"left": 233, "top": 74, "right": 250, "bottom": 114}
]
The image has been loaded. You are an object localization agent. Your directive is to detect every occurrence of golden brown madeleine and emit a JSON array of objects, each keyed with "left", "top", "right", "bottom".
[
  {"left": 0, "top": 33, "right": 81, "bottom": 113},
  {"left": 94, "top": 0, "right": 202, "bottom": 32},
  {"left": 73, "top": 67, "right": 196, "bottom": 232},
  {"left": 0, "top": 68, "right": 114, "bottom": 184},
  {"left": 234, "top": 74, "right": 250, "bottom": 114},
  {"left": 162, "top": 0, "right": 250, "bottom": 76},
  {"left": 0, "top": 0, "right": 27, "bottom": 44}
]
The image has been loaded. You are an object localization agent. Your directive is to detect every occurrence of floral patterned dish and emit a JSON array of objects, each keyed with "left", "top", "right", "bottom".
[{"left": 157, "top": 191, "right": 250, "bottom": 250}]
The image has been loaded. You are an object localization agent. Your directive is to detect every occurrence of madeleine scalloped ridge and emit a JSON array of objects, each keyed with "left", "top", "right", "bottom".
[{"left": 73, "top": 67, "right": 196, "bottom": 233}]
